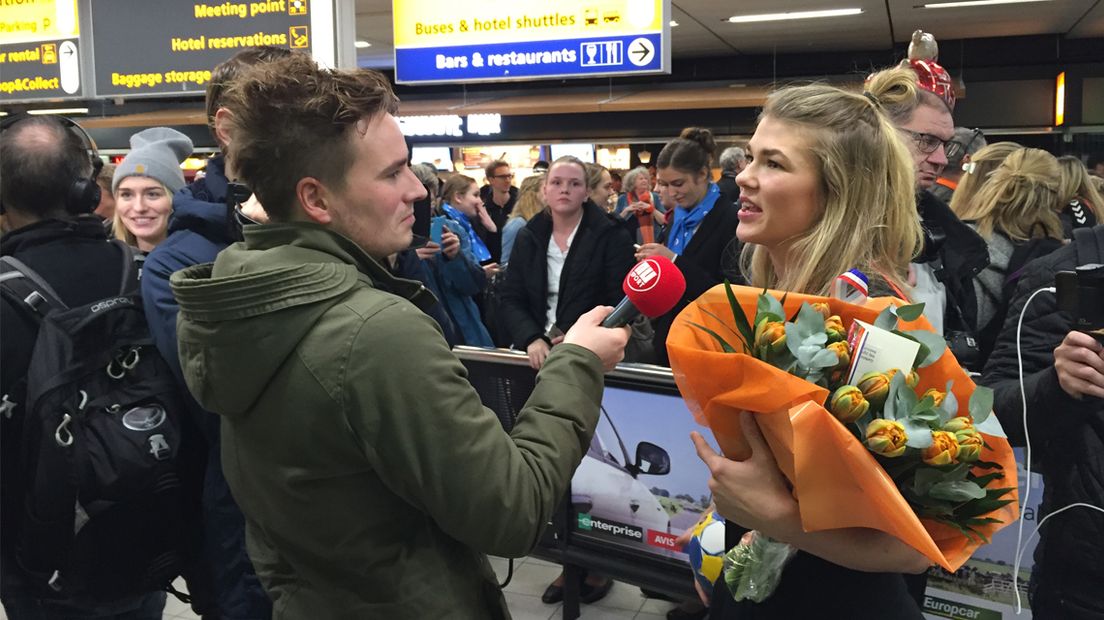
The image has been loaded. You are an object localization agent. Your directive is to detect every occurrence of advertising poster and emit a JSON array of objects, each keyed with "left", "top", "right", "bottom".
[
  {"left": 571, "top": 385, "right": 718, "bottom": 562},
  {"left": 923, "top": 449, "right": 1042, "bottom": 620}
]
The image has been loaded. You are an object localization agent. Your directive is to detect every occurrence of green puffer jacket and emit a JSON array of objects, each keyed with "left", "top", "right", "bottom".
[{"left": 171, "top": 222, "right": 604, "bottom": 619}]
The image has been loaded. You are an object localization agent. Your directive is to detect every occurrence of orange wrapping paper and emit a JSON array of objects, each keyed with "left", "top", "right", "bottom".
[{"left": 667, "top": 285, "right": 1019, "bottom": 572}]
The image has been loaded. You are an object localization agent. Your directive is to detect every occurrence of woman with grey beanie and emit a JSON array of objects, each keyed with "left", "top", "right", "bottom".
[{"left": 112, "top": 127, "right": 193, "bottom": 252}]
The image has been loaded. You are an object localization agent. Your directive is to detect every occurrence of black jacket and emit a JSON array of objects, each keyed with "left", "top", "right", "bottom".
[
  {"left": 653, "top": 196, "right": 741, "bottom": 365},
  {"left": 499, "top": 202, "right": 634, "bottom": 349},
  {"left": 716, "top": 173, "right": 740, "bottom": 205},
  {"left": 980, "top": 225, "right": 1104, "bottom": 619},
  {"left": 478, "top": 185, "right": 519, "bottom": 264},
  {"left": 917, "top": 190, "right": 991, "bottom": 336}
]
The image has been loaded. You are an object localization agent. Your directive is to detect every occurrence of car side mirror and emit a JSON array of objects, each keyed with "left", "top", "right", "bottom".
[{"left": 632, "top": 441, "right": 670, "bottom": 476}]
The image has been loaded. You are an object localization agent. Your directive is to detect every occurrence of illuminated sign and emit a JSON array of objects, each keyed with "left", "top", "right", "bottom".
[
  {"left": 1055, "top": 71, "right": 1065, "bottom": 127},
  {"left": 392, "top": 0, "right": 669, "bottom": 84},
  {"left": 0, "top": 0, "right": 83, "bottom": 101},
  {"left": 398, "top": 113, "right": 503, "bottom": 138},
  {"left": 87, "top": 0, "right": 335, "bottom": 98}
]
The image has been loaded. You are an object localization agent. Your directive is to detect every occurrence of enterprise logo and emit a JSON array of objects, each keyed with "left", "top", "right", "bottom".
[{"left": 576, "top": 513, "right": 644, "bottom": 542}]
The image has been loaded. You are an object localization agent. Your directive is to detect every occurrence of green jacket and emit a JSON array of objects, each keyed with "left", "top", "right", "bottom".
[{"left": 171, "top": 223, "right": 604, "bottom": 619}]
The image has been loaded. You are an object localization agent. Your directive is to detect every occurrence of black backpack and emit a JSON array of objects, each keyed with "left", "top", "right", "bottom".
[{"left": 0, "top": 242, "right": 194, "bottom": 603}]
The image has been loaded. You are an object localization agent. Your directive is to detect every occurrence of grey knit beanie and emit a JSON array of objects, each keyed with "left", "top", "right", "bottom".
[{"left": 112, "top": 127, "right": 193, "bottom": 195}]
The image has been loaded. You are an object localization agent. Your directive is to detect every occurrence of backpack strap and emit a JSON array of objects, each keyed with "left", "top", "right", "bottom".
[
  {"left": 110, "top": 240, "right": 142, "bottom": 295},
  {"left": 0, "top": 256, "right": 68, "bottom": 318}
]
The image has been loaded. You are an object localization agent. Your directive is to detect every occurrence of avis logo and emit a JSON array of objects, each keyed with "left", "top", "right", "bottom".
[{"left": 628, "top": 260, "right": 658, "bottom": 291}]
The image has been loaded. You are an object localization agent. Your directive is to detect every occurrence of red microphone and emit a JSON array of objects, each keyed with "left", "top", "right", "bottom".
[{"left": 600, "top": 256, "right": 687, "bottom": 328}]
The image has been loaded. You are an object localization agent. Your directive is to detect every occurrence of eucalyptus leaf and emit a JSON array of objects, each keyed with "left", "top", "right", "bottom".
[
  {"left": 973, "top": 410, "right": 1007, "bottom": 439},
  {"left": 810, "top": 348, "right": 839, "bottom": 369},
  {"left": 687, "top": 322, "right": 737, "bottom": 353},
  {"left": 928, "top": 480, "right": 987, "bottom": 502},
  {"left": 724, "top": 281, "right": 755, "bottom": 353},
  {"left": 904, "top": 329, "right": 947, "bottom": 367},
  {"left": 940, "top": 381, "right": 959, "bottom": 424},
  {"left": 874, "top": 306, "right": 898, "bottom": 331},
  {"left": 895, "top": 303, "right": 926, "bottom": 322},
  {"left": 969, "top": 386, "right": 995, "bottom": 424},
  {"left": 902, "top": 419, "right": 933, "bottom": 449},
  {"left": 909, "top": 409, "right": 941, "bottom": 425},
  {"left": 912, "top": 468, "right": 945, "bottom": 496},
  {"left": 758, "top": 293, "right": 786, "bottom": 325},
  {"left": 913, "top": 395, "right": 936, "bottom": 415}
]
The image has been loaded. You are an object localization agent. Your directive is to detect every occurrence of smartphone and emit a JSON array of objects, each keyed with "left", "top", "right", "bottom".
[
  {"left": 412, "top": 197, "right": 432, "bottom": 239},
  {"left": 429, "top": 216, "right": 445, "bottom": 245}
]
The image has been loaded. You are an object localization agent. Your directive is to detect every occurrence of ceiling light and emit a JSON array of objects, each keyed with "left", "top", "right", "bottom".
[
  {"left": 670, "top": 20, "right": 679, "bottom": 27},
  {"left": 726, "top": 8, "right": 862, "bottom": 23},
  {"left": 920, "top": 0, "right": 1050, "bottom": 7},
  {"left": 27, "top": 107, "right": 88, "bottom": 115},
  {"left": 355, "top": 40, "right": 372, "bottom": 48}
]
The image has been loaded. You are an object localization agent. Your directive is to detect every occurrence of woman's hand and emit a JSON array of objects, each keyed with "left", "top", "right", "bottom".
[
  {"left": 482, "top": 262, "right": 501, "bottom": 278},
  {"left": 526, "top": 339, "right": 551, "bottom": 370},
  {"left": 414, "top": 241, "right": 441, "bottom": 262},
  {"left": 635, "top": 243, "right": 676, "bottom": 262},
  {"left": 476, "top": 204, "right": 498, "bottom": 234},
  {"left": 691, "top": 412, "right": 797, "bottom": 533},
  {"left": 440, "top": 230, "right": 460, "bottom": 260}
]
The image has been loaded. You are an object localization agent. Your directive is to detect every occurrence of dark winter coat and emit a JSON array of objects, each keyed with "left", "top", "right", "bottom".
[
  {"left": 981, "top": 225, "right": 1104, "bottom": 619},
  {"left": 499, "top": 201, "right": 634, "bottom": 349},
  {"left": 652, "top": 195, "right": 741, "bottom": 365}
]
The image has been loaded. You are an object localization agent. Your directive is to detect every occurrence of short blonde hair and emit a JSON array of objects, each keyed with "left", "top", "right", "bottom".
[
  {"left": 950, "top": 142, "right": 1022, "bottom": 218},
  {"left": 954, "top": 148, "right": 1063, "bottom": 242},
  {"left": 741, "top": 83, "right": 922, "bottom": 297}
]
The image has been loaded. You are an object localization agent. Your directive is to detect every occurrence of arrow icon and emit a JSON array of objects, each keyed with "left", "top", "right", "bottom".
[{"left": 628, "top": 37, "right": 654, "bottom": 67}]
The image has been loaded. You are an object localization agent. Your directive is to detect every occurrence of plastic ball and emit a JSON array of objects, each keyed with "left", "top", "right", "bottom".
[{"left": 685, "top": 511, "right": 727, "bottom": 592}]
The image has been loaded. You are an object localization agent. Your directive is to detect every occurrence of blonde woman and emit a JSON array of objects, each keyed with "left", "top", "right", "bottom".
[
  {"left": 948, "top": 142, "right": 1023, "bottom": 218},
  {"left": 1056, "top": 155, "right": 1102, "bottom": 236},
  {"left": 500, "top": 174, "right": 544, "bottom": 265},
  {"left": 584, "top": 162, "right": 615, "bottom": 211},
  {"left": 111, "top": 127, "right": 192, "bottom": 253},
  {"left": 699, "top": 83, "right": 928, "bottom": 620},
  {"left": 952, "top": 148, "right": 1064, "bottom": 359}
]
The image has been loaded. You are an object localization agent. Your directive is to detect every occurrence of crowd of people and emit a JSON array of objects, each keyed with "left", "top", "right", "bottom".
[{"left": 1, "top": 43, "right": 1102, "bottom": 620}]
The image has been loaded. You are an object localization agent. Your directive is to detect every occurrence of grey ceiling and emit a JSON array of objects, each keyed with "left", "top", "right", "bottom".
[{"left": 354, "top": 0, "right": 1102, "bottom": 68}]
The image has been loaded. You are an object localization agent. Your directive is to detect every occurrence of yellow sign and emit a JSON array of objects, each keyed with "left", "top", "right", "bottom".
[
  {"left": 40, "top": 43, "right": 57, "bottom": 64},
  {"left": 392, "top": 0, "right": 662, "bottom": 48},
  {"left": 289, "top": 25, "right": 309, "bottom": 49},
  {"left": 0, "top": 0, "right": 80, "bottom": 45}
]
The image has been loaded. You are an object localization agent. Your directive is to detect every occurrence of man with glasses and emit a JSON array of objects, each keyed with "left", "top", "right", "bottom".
[
  {"left": 479, "top": 159, "right": 517, "bottom": 263},
  {"left": 931, "top": 127, "right": 986, "bottom": 204}
]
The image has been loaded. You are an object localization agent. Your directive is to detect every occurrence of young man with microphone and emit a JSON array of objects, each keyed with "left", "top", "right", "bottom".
[{"left": 169, "top": 55, "right": 653, "bottom": 619}]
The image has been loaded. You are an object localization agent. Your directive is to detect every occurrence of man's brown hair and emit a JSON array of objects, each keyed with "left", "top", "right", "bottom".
[
  {"left": 205, "top": 46, "right": 295, "bottom": 147},
  {"left": 484, "top": 159, "right": 509, "bottom": 181},
  {"left": 220, "top": 54, "right": 400, "bottom": 221}
]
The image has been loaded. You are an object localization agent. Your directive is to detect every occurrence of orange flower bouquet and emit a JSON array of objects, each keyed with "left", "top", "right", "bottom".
[{"left": 668, "top": 283, "right": 1018, "bottom": 602}]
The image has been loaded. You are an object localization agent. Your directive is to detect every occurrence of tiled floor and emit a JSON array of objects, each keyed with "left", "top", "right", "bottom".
[{"left": 0, "top": 555, "right": 682, "bottom": 619}]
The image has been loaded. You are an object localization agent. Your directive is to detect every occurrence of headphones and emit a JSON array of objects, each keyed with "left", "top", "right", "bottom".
[{"left": 0, "top": 112, "right": 104, "bottom": 215}]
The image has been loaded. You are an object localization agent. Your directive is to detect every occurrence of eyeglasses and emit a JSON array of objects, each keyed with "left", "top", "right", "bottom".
[
  {"left": 491, "top": 173, "right": 514, "bottom": 180},
  {"left": 899, "top": 128, "right": 954, "bottom": 156},
  {"left": 944, "top": 128, "right": 984, "bottom": 162}
]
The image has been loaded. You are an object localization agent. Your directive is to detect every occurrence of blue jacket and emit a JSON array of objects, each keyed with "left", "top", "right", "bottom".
[
  {"left": 141, "top": 156, "right": 272, "bottom": 619},
  {"left": 144, "top": 157, "right": 237, "bottom": 388},
  {"left": 432, "top": 216, "right": 493, "bottom": 347}
]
